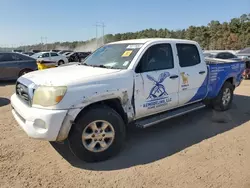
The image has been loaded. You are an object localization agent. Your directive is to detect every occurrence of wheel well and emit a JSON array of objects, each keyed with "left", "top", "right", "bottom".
[
  {"left": 74, "top": 99, "right": 128, "bottom": 125},
  {"left": 225, "top": 77, "right": 235, "bottom": 89},
  {"left": 18, "top": 68, "right": 33, "bottom": 77}
]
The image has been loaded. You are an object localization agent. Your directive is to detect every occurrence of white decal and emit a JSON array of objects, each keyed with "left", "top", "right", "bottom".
[{"left": 126, "top": 44, "right": 143, "bottom": 49}]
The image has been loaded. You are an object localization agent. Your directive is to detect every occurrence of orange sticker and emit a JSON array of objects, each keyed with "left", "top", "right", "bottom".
[{"left": 122, "top": 50, "right": 133, "bottom": 57}]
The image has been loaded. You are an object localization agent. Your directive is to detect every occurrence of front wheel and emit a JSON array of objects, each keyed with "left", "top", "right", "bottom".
[
  {"left": 18, "top": 69, "right": 32, "bottom": 77},
  {"left": 212, "top": 82, "right": 234, "bottom": 111},
  {"left": 68, "top": 105, "right": 126, "bottom": 162}
]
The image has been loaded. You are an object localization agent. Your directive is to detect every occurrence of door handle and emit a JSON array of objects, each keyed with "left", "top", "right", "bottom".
[
  {"left": 169, "top": 75, "right": 179, "bottom": 79},
  {"left": 199, "top": 71, "right": 206, "bottom": 74}
]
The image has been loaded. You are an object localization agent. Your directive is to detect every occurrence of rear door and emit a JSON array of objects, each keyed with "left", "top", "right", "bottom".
[
  {"left": 176, "top": 43, "right": 208, "bottom": 105},
  {"left": 134, "top": 43, "right": 179, "bottom": 119},
  {"left": 41, "top": 52, "right": 50, "bottom": 61},
  {"left": 50, "top": 52, "right": 60, "bottom": 62}
]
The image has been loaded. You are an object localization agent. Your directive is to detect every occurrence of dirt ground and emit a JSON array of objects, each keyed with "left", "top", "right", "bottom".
[{"left": 1, "top": 81, "right": 250, "bottom": 188}]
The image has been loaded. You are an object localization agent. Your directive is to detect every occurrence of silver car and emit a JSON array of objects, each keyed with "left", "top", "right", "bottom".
[{"left": 0, "top": 52, "right": 37, "bottom": 81}]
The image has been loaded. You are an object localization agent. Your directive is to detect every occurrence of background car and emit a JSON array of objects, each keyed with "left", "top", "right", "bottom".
[
  {"left": 58, "top": 50, "right": 73, "bottom": 55},
  {"left": 236, "top": 47, "right": 250, "bottom": 79},
  {"left": 50, "top": 50, "right": 61, "bottom": 53},
  {"left": 204, "top": 51, "right": 239, "bottom": 59},
  {"left": 21, "top": 52, "right": 35, "bottom": 56},
  {"left": 66, "top": 52, "right": 91, "bottom": 62},
  {"left": 0, "top": 52, "right": 37, "bottom": 80},
  {"left": 236, "top": 47, "right": 250, "bottom": 60},
  {"left": 31, "top": 52, "right": 69, "bottom": 66}
]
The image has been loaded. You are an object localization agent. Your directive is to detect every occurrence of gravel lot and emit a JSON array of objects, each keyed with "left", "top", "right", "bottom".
[{"left": 1, "top": 80, "right": 250, "bottom": 188}]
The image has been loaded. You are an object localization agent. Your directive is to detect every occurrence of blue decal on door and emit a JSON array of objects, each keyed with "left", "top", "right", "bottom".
[{"left": 143, "top": 72, "right": 172, "bottom": 109}]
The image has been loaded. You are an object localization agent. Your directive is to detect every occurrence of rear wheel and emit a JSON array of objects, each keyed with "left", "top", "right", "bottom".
[
  {"left": 58, "top": 60, "right": 64, "bottom": 66},
  {"left": 212, "top": 82, "right": 234, "bottom": 111},
  {"left": 68, "top": 105, "right": 126, "bottom": 162}
]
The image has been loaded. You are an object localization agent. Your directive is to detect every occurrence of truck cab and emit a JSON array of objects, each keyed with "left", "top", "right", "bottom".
[{"left": 11, "top": 38, "right": 245, "bottom": 162}]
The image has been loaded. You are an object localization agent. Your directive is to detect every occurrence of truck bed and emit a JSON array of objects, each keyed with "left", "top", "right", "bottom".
[{"left": 205, "top": 58, "right": 245, "bottom": 98}]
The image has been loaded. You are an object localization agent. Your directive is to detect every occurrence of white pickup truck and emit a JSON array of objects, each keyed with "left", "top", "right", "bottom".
[{"left": 11, "top": 38, "right": 245, "bottom": 162}]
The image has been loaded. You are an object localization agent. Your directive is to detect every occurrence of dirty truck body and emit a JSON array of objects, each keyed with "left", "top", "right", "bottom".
[{"left": 11, "top": 38, "right": 245, "bottom": 162}]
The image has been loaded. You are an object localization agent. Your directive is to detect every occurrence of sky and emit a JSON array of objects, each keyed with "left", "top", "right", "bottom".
[{"left": 0, "top": 0, "right": 249, "bottom": 46}]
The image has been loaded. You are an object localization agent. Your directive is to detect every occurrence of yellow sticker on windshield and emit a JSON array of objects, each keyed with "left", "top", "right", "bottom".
[{"left": 122, "top": 50, "right": 133, "bottom": 57}]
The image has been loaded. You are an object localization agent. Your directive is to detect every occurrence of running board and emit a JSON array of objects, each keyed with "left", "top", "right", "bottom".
[{"left": 135, "top": 102, "right": 206, "bottom": 128}]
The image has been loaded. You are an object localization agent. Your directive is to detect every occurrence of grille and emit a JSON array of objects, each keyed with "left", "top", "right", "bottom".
[{"left": 16, "top": 82, "right": 31, "bottom": 106}]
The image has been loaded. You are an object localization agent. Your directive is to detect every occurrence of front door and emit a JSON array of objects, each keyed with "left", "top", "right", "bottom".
[
  {"left": 134, "top": 43, "right": 179, "bottom": 119},
  {"left": 176, "top": 43, "right": 208, "bottom": 105}
]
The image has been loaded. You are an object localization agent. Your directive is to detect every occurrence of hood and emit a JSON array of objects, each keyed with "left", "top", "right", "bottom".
[{"left": 22, "top": 64, "right": 121, "bottom": 86}]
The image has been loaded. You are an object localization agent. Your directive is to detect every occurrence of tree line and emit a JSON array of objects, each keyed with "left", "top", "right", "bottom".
[{"left": 6, "top": 13, "right": 250, "bottom": 52}]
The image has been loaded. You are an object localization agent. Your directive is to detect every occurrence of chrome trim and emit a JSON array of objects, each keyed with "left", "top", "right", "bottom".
[{"left": 16, "top": 77, "right": 38, "bottom": 106}]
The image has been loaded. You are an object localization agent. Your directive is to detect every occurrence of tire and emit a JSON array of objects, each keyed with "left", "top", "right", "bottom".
[
  {"left": 18, "top": 69, "right": 32, "bottom": 77},
  {"left": 212, "top": 81, "right": 234, "bottom": 111},
  {"left": 68, "top": 105, "right": 126, "bottom": 162},
  {"left": 57, "top": 60, "right": 64, "bottom": 66}
]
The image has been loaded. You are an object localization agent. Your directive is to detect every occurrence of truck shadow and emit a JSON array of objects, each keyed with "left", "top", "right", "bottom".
[
  {"left": 0, "top": 97, "right": 10, "bottom": 107},
  {"left": 50, "top": 94, "right": 250, "bottom": 171},
  {"left": 0, "top": 81, "right": 16, "bottom": 86}
]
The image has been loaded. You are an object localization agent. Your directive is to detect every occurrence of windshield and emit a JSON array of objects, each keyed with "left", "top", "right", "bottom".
[{"left": 82, "top": 43, "right": 143, "bottom": 69}]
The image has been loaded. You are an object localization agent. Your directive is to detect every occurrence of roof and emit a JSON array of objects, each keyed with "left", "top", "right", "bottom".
[{"left": 109, "top": 38, "right": 196, "bottom": 44}]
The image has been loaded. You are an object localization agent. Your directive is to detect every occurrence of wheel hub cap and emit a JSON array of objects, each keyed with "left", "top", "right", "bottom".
[
  {"left": 222, "top": 88, "right": 231, "bottom": 106},
  {"left": 82, "top": 120, "right": 115, "bottom": 152}
]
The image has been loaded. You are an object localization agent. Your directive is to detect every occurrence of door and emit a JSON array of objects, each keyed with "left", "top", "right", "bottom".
[
  {"left": 134, "top": 43, "right": 179, "bottom": 119},
  {"left": 0, "top": 53, "right": 20, "bottom": 79},
  {"left": 50, "top": 52, "right": 59, "bottom": 62},
  {"left": 0, "top": 53, "right": 7, "bottom": 79},
  {"left": 40, "top": 52, "right": 50, "bottom": 61},
  {"left": 176, "top": 43, "right": 208, "bottom": 105}
]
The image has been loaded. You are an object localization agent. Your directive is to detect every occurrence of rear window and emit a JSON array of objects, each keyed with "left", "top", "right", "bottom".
[{"left": 176, "top": 44, "right": 201, "bottom": 67}]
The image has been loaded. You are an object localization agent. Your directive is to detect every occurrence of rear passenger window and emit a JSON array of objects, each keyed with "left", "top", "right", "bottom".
[
  {"left": 51, "top": 53, "right": 58, "bottom": 57},
  {"left": 216, "top": 53, "right": 227, "bottom": 59},
  {"left": 42, "top": 53, "right": 49, "bottom": 58},
  {"left": 176, "top": 44, "right": 201, "bottom": 67}
]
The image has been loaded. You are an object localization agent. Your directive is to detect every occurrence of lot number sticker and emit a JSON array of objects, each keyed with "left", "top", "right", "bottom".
[{"left": 122, "top": 50, "right": 133, "bottom": 57}]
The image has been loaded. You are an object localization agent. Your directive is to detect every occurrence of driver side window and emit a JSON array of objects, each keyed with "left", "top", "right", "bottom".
[{"left": 136, "top": 43, "right": 174, "bottom": 73}]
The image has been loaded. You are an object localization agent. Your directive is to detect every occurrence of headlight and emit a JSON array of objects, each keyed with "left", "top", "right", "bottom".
[{"left": 32, "top": 86, "right": 67, "bottom": 107}]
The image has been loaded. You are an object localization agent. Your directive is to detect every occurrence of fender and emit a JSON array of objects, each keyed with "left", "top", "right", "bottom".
[{"left": 56, "top": 88, "right": 135, "bottom": 141}]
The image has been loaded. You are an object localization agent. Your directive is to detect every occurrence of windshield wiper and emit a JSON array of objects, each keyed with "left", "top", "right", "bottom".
[
  {"left": 91, "top": 64, "right": 114, "bottom": 69},
  {"left": 79, "top": 62, "right": 89, "bottom": 66},
  {"left": 79, "top": 63, "right": 114, "bottom": 69}
]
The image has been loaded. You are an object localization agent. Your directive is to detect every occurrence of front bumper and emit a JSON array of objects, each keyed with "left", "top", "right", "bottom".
[{"left": 11, "top": 93, "right": 68, "bottom": 141}]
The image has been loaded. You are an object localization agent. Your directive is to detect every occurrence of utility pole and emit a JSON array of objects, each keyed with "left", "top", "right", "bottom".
[
  {"left": 44, "top": 37, "right": 47, "bottom": 50},
  {"left": 94, "top": 22, "right": 99, "bottom": 49},
  {"left": 40, "top": 36, "right": 47, "bottom": 51},
  {"left": 94, "top": 22, "right": 106, "bottom": 48},
  {"left": 41, "top": 37, "right": 43, "bottom": 51}
]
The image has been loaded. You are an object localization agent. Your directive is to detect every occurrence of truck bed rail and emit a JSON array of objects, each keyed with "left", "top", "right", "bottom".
[{"left": 205, "top": 57, "right": 243, "bottom": 64}]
